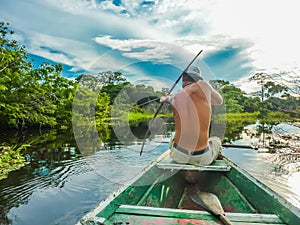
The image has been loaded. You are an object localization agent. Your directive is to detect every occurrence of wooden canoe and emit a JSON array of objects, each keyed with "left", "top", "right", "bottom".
[{"left": 77, "top": 150, "right": 300, "bottom": 225}]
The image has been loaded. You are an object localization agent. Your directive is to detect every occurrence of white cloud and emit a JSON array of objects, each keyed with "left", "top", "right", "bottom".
[
  {"left": 42, "top": 0, "right": 123, "bottom": 16},
  {"left": 209, "top": 0, "right": 300, "bottom": 71},
  {"left": 94, "top": 35, "right": 144, "bottom": 51},
  {"left": 94, "top": 36, "right": 173, "bottom": 62},
  {"left": 232, "top": 77, "right": 260, "bottom": 94},
  {"left": 24, "top": 32, "right": 99, "bottom": 71},
  {"left": 130, "top": 75, "right": 176, "bottom": 92},
  {"left": 1, "top": 0, "right": 299, "bottom": 91}
]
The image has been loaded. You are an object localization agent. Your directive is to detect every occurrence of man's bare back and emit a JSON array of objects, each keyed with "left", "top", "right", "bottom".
[
  {"left": 173, "top": 81, "right": 212, "bottom": 151},
  {"left": 160, "top": 66, "right": 223, "bottom": 180},
  {"left": 161, "top": 76, "right": 223, "bottom": 152}
]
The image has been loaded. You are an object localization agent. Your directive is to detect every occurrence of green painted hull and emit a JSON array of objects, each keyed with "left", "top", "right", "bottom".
[{"left": 78, "top": 150, "right": 300, "bottom": 225}]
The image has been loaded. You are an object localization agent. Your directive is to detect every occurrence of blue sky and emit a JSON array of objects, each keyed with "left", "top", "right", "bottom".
[{"left": 1, "top": 0, "right": 299, "bottom": 93}]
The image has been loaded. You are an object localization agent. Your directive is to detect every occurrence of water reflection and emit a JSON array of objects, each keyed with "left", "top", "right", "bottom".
[
  {"left": 1, "top": 160, "right": 118, "bottom": 225},
  {"left": 0, "top": 119, "right": 299, "bottom": 225},
  {"left": 0, "top": 122, "right": 170, "bottom": 225}
]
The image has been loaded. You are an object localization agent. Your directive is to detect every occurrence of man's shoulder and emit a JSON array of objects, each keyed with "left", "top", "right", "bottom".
[
  {"left": 196, "top": 80, "right": 209, "bottom": 85},
  {"left": 191, "top": 81, "right": 211, "bottom": 91}
]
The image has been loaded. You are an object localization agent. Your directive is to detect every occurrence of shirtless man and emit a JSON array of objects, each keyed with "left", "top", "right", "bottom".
[{"left": 160, "top": 66, "right": 223, "bottom": 170}]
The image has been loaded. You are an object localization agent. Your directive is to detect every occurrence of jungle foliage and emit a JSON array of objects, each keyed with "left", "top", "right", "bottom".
[{"left": 1, "top": 21, "right": 299, "bottom": 131}]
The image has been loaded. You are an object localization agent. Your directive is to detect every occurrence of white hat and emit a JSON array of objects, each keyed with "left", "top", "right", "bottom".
[{"left": 184, "top": 66, "right": 202, "bottom": 81}]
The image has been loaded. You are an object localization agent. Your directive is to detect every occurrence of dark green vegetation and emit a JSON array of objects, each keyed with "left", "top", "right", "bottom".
[
  {"left": 0, "top": 143, "right": 29, "bottom": 179},
  {"left": 1, "top": 21, "right": 299, "bottom": 177},
  {"left": 0, "top": 22, "right": 76, "bottom": 130}
]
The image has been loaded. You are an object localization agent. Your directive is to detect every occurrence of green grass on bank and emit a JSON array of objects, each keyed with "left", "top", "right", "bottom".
[
  {"left": 0, "top": 144, "right": 29, "bottom": 180},
  {"left": 215, "top": 111, "right": 297, "bottom": 123},
  {"left": 104, "top": 111, "right": 298, "bottom": 124},
  {"left": 128, "top": 112, "right": 172, "bottom": 121},
  {"left": 125, "top": 111, "right": 299, "bottom": 128},
  {"left": 127, "top": 111, "right": 298, "bottom": 122},
  {"left": 128, "top": 111, "right": 296, "bottom": 122}
]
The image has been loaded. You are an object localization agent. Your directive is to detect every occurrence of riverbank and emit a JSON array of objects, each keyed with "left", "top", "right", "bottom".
[
  {"left": 0, "top": 144, "right": 29, "bottom": 180},
  {"left": 1, "top": 112, "right": 299, "bottom": 180}
]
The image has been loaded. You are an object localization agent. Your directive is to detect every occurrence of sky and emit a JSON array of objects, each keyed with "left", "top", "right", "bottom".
[{"left": 1, "top": 0, "right": 299, "bottom": 94}]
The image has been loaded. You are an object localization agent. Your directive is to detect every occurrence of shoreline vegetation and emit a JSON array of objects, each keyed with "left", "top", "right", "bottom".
[
  {"left": 0, "top": 144, "right": 30, "bottom": 180},
  {"left": 1, "top": 112, "right": 299, "bottom": 180},
  {"left": 1, "top": 21, "right": 299, "bottom": 178}
]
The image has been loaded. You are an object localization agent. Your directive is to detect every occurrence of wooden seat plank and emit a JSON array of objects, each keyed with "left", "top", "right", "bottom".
[
  {"left": 157, "top": 157, "right": 231, "bottom": 171},
  {"left": 116, "top": 205, "right": 284, "bottom": 224}
]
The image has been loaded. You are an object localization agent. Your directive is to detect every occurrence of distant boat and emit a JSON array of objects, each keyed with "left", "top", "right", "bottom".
[{"left": 77, "top": 149, "right": 300, "bottom": 225}]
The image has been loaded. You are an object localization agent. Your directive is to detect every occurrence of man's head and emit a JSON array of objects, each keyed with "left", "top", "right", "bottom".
[{"left": 182, "top": 66, "right": 202, "bottom": 85}]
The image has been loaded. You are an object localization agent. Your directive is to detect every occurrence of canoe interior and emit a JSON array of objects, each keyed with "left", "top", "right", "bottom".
[{"left": 80, "top": 151, "right": 300, "bottom": 225}]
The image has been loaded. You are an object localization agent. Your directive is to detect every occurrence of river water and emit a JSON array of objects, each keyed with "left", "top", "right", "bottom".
[{"left": 0, "top": 123, "right": 299, "bottom": 225}]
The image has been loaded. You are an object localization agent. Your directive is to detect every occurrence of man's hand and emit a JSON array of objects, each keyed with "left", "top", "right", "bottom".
[
  {"left": 160, "top": 95, "right": 174, "bottom": 104},
  {"left": 160, "top": 96, "right": 168, "bottom": 103}
]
